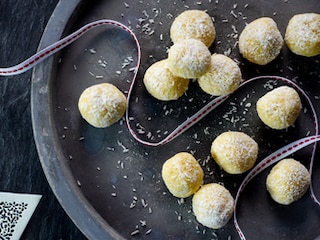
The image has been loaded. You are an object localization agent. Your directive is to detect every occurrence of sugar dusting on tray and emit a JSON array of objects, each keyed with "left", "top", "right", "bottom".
[
  {"left": 1, "top": 0, "right": 313, "bottom": 239},
  {"left": 63, "top": 1, "right": 318, "bottom": 239}
]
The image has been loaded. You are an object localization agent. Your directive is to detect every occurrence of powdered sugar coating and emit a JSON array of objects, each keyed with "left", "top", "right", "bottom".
[
  {"left": 170, "top": 10, "right": 216, "bottom": 47},
  {"left": 78, "top": 83, "right": 127, "bottom": 128},
  {"left": 143, "top": 59, "right": 189, "bottom": 101},
  {"left": 266, "top": 158, "right": 310, "bottom": 205},
  {"left": 239, "top": 17, "right": 284, "bottom": 65},
  {"left": 285, "top": 13, "right": 320, "bottom": 57},
  {"left": 211, "top": 131, "right": 258, "bottom": 174},
  {"left": 256, "top": 86, "right": 302, "bottom": 129},
  {"left": 168, "top": 39, "right": 211, "bottom": 79},
  {"left": 162, "top": 152, "right": 204, "bottom": 198},
  {"left": 192, "top": 183, "right": 234, "bottom": 229},
  {"left": 198, "top": 54, "right": 241, "bottom": 96}
]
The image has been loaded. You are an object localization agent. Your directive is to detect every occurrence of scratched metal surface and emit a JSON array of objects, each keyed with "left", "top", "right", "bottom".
[{"left": 32, "top": 0, "right": 320, "bottom": 239}]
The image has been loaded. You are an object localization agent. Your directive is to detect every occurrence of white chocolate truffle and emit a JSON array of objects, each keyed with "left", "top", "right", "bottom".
[
  {"left": 192, "top": 183, "right": 234, "bottom": 229},
  {"left": 266, "top": 158, "right": 310, "bottom": 205},
  {"left": 256, "top": 86, "right": 302, "bottom": 130},
  {"left": 168, "top": 39, "right": 211, "bottom": 79},
  {"left": 143, "top": 59, "right": 189, "bottom": 101},
  {"left": 285, "top": 13, "right": 320, "bottom": 57},
  {"left": 170, "top": 10, "right": 216, "bottom": 47},
  {"left": 198, "top": 54, "right": 241, "bottom": 96},
  {"left": 239, "top": 17, "right": 284, "bottom": 65},
  {"left": 211, "top": 131, "right": 258, "bottom": 174},
  {"left": 162, "top": 152, "right": 204, "bottom": 198},
  {"left": 78, "top": 83, "right": 127, "bottom": 128}
]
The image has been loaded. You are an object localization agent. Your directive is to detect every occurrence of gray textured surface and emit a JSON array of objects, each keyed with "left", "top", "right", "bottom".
[
  {"left": 2, "top": 0, "right": 320, "bottom": 239},
  {"left": 0, "top": 1, "right": 86, "bottom": 239},
  {"left": 32, "top": 0, "right": 320, "bottom": 239}
]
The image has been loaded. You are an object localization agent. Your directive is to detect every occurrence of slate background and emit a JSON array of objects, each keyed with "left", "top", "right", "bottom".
[{"left": 0, "top": 0, "right": 86, "bottom": 239}]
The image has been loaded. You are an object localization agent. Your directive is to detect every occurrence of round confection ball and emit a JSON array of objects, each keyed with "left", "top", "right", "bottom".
[
  {"left": 192, "top": 183, "right": 234, "bottom": 229},
  {"left": 170, "top": 10, "right": 216, "bottom": 47},
  {"left": 211, "top": 131, "right": 258, "bottom": 174},
  {"left": 239, "top": 17, "right": 284, "bottom": 65},
  {"left": 197, "top": 54, "right": 242, "bottom": 96},
  {"left": 78, "top": 83, "right": 127, "bottom": 128},
  {"left": 143, "top": 59, "right": 189, "bottom": 101},
  {"left": 162, "top": 152, "right": 204, "bottom": 198},
  {"left": 168, "top": 39, "right": 211, "bottom": 79},
  {"left": 266, "top": 158, "right": 310, "bottom": 205},
  {"left": 285, "top": 13, "right": 320, "bottom": 57},
  {"left": 256, "top": 86, "right": 302, "bottom": 130}
]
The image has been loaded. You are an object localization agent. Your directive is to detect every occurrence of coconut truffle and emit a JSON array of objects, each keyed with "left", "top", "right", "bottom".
[
  {"left": 266, "top": 158, "right": 310, "bottom": 205},
  {"left": 162, "top": 152, "right": 204, "bottom": 198},
  {"left": 168, "top": 39, "right": 211, "bottom": 79},
  {"left": 198, "top": 54, "right": 242, "bottom": 96},
  {"left": 211, "top": 131, "right": 258, "bottom": 174},
  {"left": 143, "top": 59, "right": 189, "bottom": 101},
  {"left": 78, "top": 83, "right": 127, "bottom": 128},
  {"left": 256, "top": 86, "right": 302, "bottom": 130},
  {"left": 239, "top": 17, "right": 284, "bottom": 65},
  {"left": 192, "top": 183, "right": 234, "bottom": 229},
  {"left": 285, "top": 13, "right": 320, "bottom": 57},
  {"left": 170, "top": 10, "right": 216, "bottom": 47}
]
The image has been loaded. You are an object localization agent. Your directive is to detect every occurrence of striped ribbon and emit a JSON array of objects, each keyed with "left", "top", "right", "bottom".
[{"left": 1, "top": 19, "right": 319, "bottom": 240}]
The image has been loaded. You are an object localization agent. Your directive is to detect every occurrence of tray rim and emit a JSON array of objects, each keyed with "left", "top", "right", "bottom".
[
  {"left": 29, "top": 1, "right": 320, "bottom": 239},
  {"left": 30, "top": 0, "right": 123, "bottom": 239}
]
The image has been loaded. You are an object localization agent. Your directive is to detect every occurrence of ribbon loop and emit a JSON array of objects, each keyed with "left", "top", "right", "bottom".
[{"left": 1, "top": 20, "right": 319, "bottom": 240}]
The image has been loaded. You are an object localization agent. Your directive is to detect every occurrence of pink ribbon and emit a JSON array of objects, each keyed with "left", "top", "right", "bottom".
[{"left": 1, "top": 19, "right": 319, "bottom": 240}]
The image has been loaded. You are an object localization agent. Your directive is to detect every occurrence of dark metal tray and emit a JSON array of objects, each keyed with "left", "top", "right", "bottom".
[{"left": 31, "top": 0, "right": 320, "bottom": 239}]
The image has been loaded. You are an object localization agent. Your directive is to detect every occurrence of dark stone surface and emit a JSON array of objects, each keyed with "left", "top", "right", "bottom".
[{"left": 0, "top": 1, "right": 86, "bottom": 239}]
